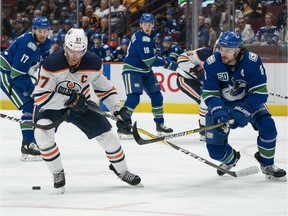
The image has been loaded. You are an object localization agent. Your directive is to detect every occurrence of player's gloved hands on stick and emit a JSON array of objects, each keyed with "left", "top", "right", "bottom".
[
  {"left": 229, "top": 104, "right": 252, "bottom": 129},
  {"left": 210, "top": 106, "right": 229, "bottom": 124},
  {"left": 164, "top": 60, "right": 178, "bottom": 71},
  {"left": 114, "top": 107, "right": 132, "bottom": 131},
  {"left": 65, "top": 93, "right": 88, "bottom": 113}
]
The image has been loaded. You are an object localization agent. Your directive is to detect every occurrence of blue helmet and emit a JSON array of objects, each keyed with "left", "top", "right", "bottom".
[
  {"left": 92, "top": 33, "right": 102, "bottom": 40},
  {"left": 166, "top": 9, "right": 175, "bottom": 16},
  {"left": 163, "top": 35, "right": 173, "bottom": 43},
  {"left": 121, "top": 38, "right": 130, "bottom": 45},
  {"left": 140, "top": 13, "right": 155, "bottom": 22},
  {"left": 156, "top": 33, "right": 162, "bottom": 39},
  {"left": 218, "top": 30, "right": 243, "bottom": 48},
  {"left": 32, "top": 16, "right": 50, "bottom": 29}
]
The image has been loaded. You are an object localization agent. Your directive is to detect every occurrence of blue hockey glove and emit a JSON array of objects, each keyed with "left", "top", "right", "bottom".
[
  {"left": 65, "top": 93, "right": 88, "bottom": 113},
  {"left": 12, "top": 75, "right": 35, "bottom": 97},
  {"left": 114, "top": 107, "right": 132, "bottom": 131},
  {"left": 210, "top": 106, "right": 229, "bottom": 124},
  {"left": 164, "top": 60, "right": 178, "bottom": 71},
  {"left": 229, "top": 104, "right": 252, "bottom": 128}
]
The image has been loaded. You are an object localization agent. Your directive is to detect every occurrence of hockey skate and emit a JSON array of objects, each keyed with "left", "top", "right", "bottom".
[
  {"left": 109, "top": 164, "right": 143, "bottom": 187},
  {"left": 199, "top": 120, "right": 206, "bottom": 141},
  {"left": 156, "top": 123, "right": 173, "bottom": 137},
  {"left": 53, "top": 170, "right": 66, "bottom": 193},
  {"left": 21, "top": 141, "right": 42, "bottom": 161},
  {"left": 254, "top": 152, "right": 287, "bottom": 182},
  {"left": 117, "top": 128, "right": 133, "bottom": 140},
  {"left": 217, "top": 150, "right": 241, "bottom": 176}
]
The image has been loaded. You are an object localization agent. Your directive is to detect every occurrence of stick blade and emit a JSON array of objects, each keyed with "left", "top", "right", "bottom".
[
  {"left": 234, "top": 166, "right": 260, "bottom": 177},
  {"left": 132, "top": 122, "right": 143, "bottom": 144}
]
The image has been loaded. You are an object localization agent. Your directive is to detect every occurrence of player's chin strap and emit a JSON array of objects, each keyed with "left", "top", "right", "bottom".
[{"left": 0, "top": 109, "right": 70, "bottom": 130}]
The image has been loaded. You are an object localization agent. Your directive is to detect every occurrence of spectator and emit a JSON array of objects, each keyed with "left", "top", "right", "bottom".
[
  {"left": 59, "top": 7, "right": 70, "bottom": 25},
  {"left": 241, "top": 0, "right": 263, "bottom": 19},
  {"left": 85, "top": 5, "right": 94, "bottom": 18},
  {"left": 252, "top": 12, "right": 279, "bottom": 45},
  {"left": 198, "top": 15, "right": 209, "bottom": 48},
  {"left": 33, "top": 9, "right": 43, "bottom": 18},
  {"left": 164, "top": 9, "right": 178, "bottom": 33},
  {"left": 235, "top": 17, "right": 255, "bottom": 44},
  {"left": 80, "top": 16, "right": 94, "bottom": 48},
  {"left": 57, "top": 19, "right": 73, "bottom": 46},
  {"left": 110, "top": 0, "right": 127, "bottom": 35},
  {"left": 94, "top": 0, "right": 109, "bottom": 19},
  {"left": 51, "top": 20, "right": 60, "bottom": 39},
  {"left": 155, "top": 33, "right": 164, "bottom": 56},
  {"left": 207, "top": 3, "right": 222, "bottom": 37},
  {"left": 105, "top": 38, "right": 130, "bottom": 62},
  {"left": 49, "top": 0, "right": 61, "bottom": 19},
  {"left": 49, "top": 12, "right": 56, "bottom": 23},
  {"left": 89, "top": 14, "right": 100, "bottom": 32},
  {"left": 123, "top": 0, "right": 145, "bottom": 13},
  {"left": 95, "top": 17, "right": 110, "bottom": 44},
  {"left": 90, "top": 33, "right": 112, "bottom": 61},
  {"left": 69, "top": 0, "right": 78, "bottom": 26},
  {"left": 11, "top": 19, "right": 25, "bottom": 40},
  {"left": 278, "top": 2, "right": 287, "bottom": 44},
  {"left": 205, "top": 17, "right": 217, "bottom": 48},
  {"left": 50, "top": 37, "right": 61, "bottom": 53}
]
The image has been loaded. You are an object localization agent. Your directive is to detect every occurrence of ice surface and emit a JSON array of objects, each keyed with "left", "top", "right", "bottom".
[{"left": 0, "top": 110, "right": 287, "bottom": 216}]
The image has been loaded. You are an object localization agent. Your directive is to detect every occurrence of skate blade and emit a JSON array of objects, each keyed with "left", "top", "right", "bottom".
[
  {"left": 133, "top": 182, "right": 144, "bottom": 188},
  {"left": 56, "top": 186, "right": 65, "bottom": 194},
  {"left": 20, "top": 154, "right": 42, "bottom": 162},
  {"left": 265, "top": 174, "right": 287, "bottom": 182}
]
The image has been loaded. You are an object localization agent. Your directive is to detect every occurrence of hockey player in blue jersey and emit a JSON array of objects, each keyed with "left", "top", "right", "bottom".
[
  {"left": 90, "top": 33, "right": 112, "bottom": 61},
  {"left": 120, "top": 13, "right": 178, "bottom": 139},
  {"left": 161, "top": 35, "right": 183, "bottom": 62},
  {"left": 104, "top": 38, "right": 130, "bottom": 62},
  {"left": 33, "top": 28, "right": 142, "bottom": 192},
  {"left": 202, "top": 30, "right": 286, "bottom": 181},
  {"left": 0, "top": 16, "right": 52, "bottom": 161}
]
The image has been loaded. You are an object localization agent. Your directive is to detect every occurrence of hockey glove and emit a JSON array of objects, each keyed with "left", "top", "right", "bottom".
[
  {"left": 114, "top": 107, "right": 132, "bottom": 131},
  {"left": 189, "top": 64, "right": 204, "bottom": 80},
  {"left": 12, "top": 75, "right": 35, "bottom": 97},
  {"left": 65, "top": 93, "right": 88, "bottom": 113},
  {"left": 164, "top": 60, "right": 178, "bottom": 71},
  {"left": 210, "top": 106, "right": 229, "bottom": 124},
  {"left": 229, "top": 104, "right": 252, "bottom": 129}
]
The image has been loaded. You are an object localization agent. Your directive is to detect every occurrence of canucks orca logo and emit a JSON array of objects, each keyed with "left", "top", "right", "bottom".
[
  {"left": 56, "top": 81, "right": 82, "bottom": 95},
  {"left": 222, "top": 77, "right": 247, "bottom": 101}
]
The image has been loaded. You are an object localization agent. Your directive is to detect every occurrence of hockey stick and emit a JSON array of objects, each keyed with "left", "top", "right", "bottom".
[
  {"left": 86, "top": 103, "right": 120, "bottom": 121},
  {"left": 0, "top": 110, "right": 70, "bottom": 130},
  {"left": 136, "top": 127, "right": 260, "bottom": 177},
  {"left": 269, "top": 92, "right": 288, "bottom": 99},
  {"left": 132, "top": 120, "right": 234, "bottom": 145}
]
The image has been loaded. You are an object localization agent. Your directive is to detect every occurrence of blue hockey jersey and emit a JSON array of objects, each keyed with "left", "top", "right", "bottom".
[
  {"left": 202, "top": 50, "right": 268, "bottom": 110},
  {"left": 123, "top": 29, "right": 166, "bottom": 74},
  {"left": 90, "top": 43, "right": 112, "bottom": 61},
  {"left": 161, "top": 44, "right": 183, "bottom": 62},
  {"left": 0, "top": 32, "right": 51, "bottom": 79}
]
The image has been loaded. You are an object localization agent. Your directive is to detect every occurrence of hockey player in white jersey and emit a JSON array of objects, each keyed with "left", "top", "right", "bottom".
[
  {"left": 176, "top": 47, "right": 213, "bottom": 141},
  {"left": 33, "top": 28, "right": 142, "bottom": 192}
]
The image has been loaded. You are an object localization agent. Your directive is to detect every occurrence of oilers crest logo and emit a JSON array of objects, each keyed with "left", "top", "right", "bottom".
[
  {"left": 56, "top": 81, "right": 82, "bottom": 95},
  {"left": 222, "top": 77, "right": 247, "bottom": 101}
]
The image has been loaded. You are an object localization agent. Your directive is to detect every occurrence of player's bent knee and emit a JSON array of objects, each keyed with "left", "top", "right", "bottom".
[
  {"left": 150, "top": 91, "right": 163, "bottom": 106},
  {"left": 96, "top": 130, "right": 121, "bottom": 152},
  {"left": 206, "top": 144, "right": 227, "bottom": 161},
  {"left": 34, "top": 119, "right": 56, "bottom": 148},
  {"left": 255, "top": 115, "right": 277, "bottom": 139},
  {"left": 125, "top": 94, "right": 140, "bottom": 109}
]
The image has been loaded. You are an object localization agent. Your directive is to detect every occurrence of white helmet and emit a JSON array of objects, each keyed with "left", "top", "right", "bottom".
[{"left": 64, "top": 28, "right": 87, "bottom": 55}]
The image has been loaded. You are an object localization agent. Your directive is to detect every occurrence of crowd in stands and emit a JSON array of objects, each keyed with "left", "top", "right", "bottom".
[{"left": 1, "top": 0, "right": 287, "bottom": 60}]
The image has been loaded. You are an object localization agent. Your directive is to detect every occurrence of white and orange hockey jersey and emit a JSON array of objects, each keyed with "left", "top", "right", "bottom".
[
  {"left": 177, "top": 47, "right": 213, "bottom": 80},
  {"left": 33, "top": 49, "right": 121, "bottom": 113}
]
